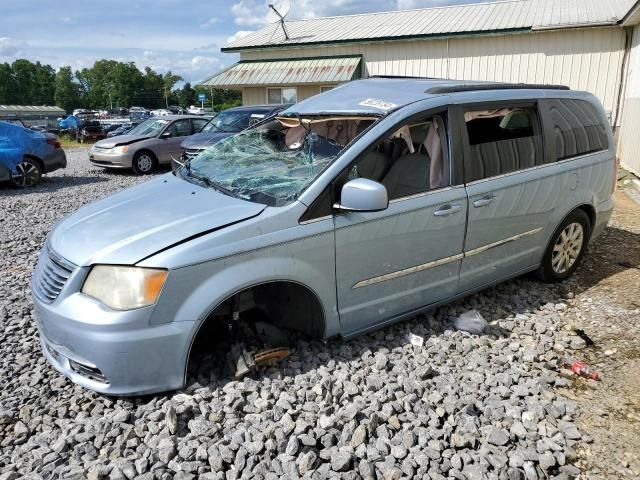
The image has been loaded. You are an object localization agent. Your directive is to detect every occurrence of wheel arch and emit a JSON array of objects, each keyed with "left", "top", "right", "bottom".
[
  {"left": 23, "top": 154, "right": 44, "bottom": 173},
  {"left": 539, "top": 203, "right": 594, "bottom": 265},
  {"left": 182, "top": 278, "right": 327, "bottom": 383}
]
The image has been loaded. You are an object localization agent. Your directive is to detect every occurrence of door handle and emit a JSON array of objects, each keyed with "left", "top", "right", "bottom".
[
  {"left": 473, "top": 194, "right": 496, "bottom": 208},
  {"left": 433, "top": 204, "right": 462, "bottom": 217}
]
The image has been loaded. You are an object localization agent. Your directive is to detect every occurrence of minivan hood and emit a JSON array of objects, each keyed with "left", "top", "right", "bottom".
[
  {"left": 49, "top": 174, "right": 266, "bottom": 266},
  {"left": 94, "top": 134, "right": 151, "bottom": 149},
  {"left": 181, "top": 131, "right": 233, "bottom": 150}
]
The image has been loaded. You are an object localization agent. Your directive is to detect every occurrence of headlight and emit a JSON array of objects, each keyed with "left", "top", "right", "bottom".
[
  {"left": 82, "top": 266, "right": 167, "bottom": 310},
  {"left": 113, "top": 145, "right": 129, "bottom": 154}
]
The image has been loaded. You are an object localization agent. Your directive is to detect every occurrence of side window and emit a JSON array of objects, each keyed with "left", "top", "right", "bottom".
[
  {"left": 351, "top": 113, "right": 450, "bottom": 200},
  {"left": 170, "top": 119, "right": 192, "bottom": 137},
  {"left": 464, "top": 106, "right": 543, "bottom": 182},
  {"left": 192, "top": 118, "right": 208, "bottom": 132},
  {"left": 549, "top": 99, "right": 609, "bottom": 160}
]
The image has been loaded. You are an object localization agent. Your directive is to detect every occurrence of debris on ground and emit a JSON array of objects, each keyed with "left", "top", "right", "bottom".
[
  {"left": 407, "top": 332, "right": 424, "bottom": 347},
  {"left": 452, "top": 309, "right": 487, "bottom": 334},
  {"left": 563, "top": 358, "right": 600, "bottom": 380}
]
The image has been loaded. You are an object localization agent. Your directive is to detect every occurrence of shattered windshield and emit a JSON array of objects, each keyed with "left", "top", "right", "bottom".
[
  {"left": 127, "top": 119, "right": 169, "bottom": 137},
  {"left": 203, "top": 110, "right": 262, "bottom": 133},
  {"left": 184, "top": 117, "right": 375, "bottom": 206}
]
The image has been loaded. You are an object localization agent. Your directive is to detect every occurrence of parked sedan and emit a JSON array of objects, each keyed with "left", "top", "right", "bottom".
[
  {"left": 89, "top": 116, "right": 209, "bottom": 174},
  {"left": 0, "top": 121, "right": 67, "bottom": 187},
  {"left": 180, "top": 104, "right": 291, "bottom": 163}
]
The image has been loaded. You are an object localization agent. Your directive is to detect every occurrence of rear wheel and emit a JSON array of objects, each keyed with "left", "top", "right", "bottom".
[
  {"left": 10, "top": 158, "right": 42, "bottom": 188},
  {"left": 132, "top": 151, "right": 157, "bottom": 175},
  {"left": 537, "top": 209, "right": 590, "bottom": 282}
]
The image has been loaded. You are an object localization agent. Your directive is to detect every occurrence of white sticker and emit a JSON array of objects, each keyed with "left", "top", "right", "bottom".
[
  {"left": 250, "top": 113, "right": 265, "bottom": 118},
  {"left": 359, "top": 98, "right": 398, "bottom": 111},
  {"left": 408, "top": 333, "right": 424, "bottom": 347}
]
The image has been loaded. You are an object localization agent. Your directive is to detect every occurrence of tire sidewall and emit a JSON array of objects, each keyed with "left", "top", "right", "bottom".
[
  {"left": 541, "top": 210, "right": 590, "bottom": 282},
  {"left": 132, "top": 151, "right": 157, "bottom": 175}
]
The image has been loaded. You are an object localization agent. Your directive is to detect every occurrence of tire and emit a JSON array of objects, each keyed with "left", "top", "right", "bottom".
[
  {"left": 536, "top": 209, "right": 590, "bottom": 283},
  {"left": 131, "top": 150, "right": 157, "bottom": 175},
  {"left": 10, "top": 158, "right": 42, "bottom": 188}
]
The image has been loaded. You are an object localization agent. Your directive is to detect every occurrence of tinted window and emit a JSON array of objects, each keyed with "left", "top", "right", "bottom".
[
  {"left": 170, "top": 119, "right": 192, "bottom": 137},
  {"left": 549, "top": 99, "right": 608, "bottom": 160},
  {"left": 192, "top": 118, "right": 208, "bottom": 132},
  {"left": 464, "top": 106, "right": 543, "bottom": 182}
]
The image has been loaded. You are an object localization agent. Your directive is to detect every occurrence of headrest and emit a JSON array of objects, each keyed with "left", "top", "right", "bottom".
[{"left": 410, "top": 123, "right": 430, "bottom": 145}]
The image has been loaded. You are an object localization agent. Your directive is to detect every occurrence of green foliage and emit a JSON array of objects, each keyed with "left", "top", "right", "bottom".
[
  {"left": 0, "top": 59, "right": 241, "bottom": 113},
  {"left": 54, "top": 66, "right": 81, "bottom": 113}
]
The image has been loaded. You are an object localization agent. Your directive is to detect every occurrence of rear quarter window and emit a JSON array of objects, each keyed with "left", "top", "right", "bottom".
[{"left": 549, "top": 99, "right": 609, "bottom": 161}]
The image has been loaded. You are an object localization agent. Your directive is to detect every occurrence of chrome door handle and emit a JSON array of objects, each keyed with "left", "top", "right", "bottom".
[
  {"left": 473, "top": 194, "right": 496, "bottom": 208},
  {"left": 433, "top": 204, "right": 462, "bottom": 217}
]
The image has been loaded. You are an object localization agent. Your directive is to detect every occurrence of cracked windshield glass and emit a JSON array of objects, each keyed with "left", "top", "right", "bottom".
[
  {"left": 128, "top": 119, "right": 169, "bottom": 136},
  {"left": 184, "top": 117, "right": 374, "bottom": 206}
]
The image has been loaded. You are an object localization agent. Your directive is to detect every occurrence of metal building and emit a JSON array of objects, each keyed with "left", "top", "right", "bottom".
[{"left": 201, "top": 0, "right": 640, "bottom": 175}]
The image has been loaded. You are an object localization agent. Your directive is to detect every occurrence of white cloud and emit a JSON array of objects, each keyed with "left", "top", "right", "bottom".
[
  {"left": 0, "top": 37, "right": 25, "bottom": 57},
  {"left": 231, "top": 0, "right": 271, "bottom": 27},
  {"left": 199, "top": 16, "right": 220, "bottom": 28},
  {"left": 227, "top": 30, "right": 254, "bottom": 44}
]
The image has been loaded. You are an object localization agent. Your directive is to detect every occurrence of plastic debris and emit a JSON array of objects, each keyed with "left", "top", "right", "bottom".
[
  {"left": 453, "top": 309, "right": 487, "bottom": 334},
  {"left": 408, "top": 332, "right": 424, "bottom": 347},
  {"left": 563, "top": 359, "right": 600, "bottom": 380}
]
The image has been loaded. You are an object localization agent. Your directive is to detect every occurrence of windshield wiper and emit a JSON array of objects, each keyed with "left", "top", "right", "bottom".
[{"left": 183, "top": 168, "right": 241, "bottom": 199}]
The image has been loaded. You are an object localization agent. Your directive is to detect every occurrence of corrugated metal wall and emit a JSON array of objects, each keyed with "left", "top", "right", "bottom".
[
  {"left": 240, "top": 27, "right": 626, "bottom": 115},
  {"left": 618, "top": 25, "right": 640, "bottom": 176}
]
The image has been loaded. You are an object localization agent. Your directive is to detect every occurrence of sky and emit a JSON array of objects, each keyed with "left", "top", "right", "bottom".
[{"left": 0, "top": 0, "right": 485, "bottom": 84}]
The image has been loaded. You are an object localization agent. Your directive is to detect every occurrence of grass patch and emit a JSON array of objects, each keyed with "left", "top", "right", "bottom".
[{"left": 59, "top": 137, "right": 94, "bottom": 149}]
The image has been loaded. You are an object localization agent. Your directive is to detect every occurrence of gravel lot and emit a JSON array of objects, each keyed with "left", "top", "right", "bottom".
[{"left": 0, "top": 147, "right": 638, "bottom": 479}]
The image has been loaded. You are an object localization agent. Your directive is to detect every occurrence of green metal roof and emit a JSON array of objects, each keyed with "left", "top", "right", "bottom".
[
  {"left": 0, "top": 105, "right": 65, "bottom": 116},
  {"left": 199, "top": 56, "right": 362, "bottom": 88}
]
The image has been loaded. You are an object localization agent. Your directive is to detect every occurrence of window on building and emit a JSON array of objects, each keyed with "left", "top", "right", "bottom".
[
  {"left": 267, "top": 87, "right": 298, "bottom": 104},
  {"left": 549, "top": 99, "right": 609, "bottom": 161},
  {"left": 463, "top": 106, "right": 543, "bottom": 182}
]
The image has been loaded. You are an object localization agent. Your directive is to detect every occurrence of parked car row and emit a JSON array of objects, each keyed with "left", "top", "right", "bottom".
[{"left": 89, "top": 104, "right": 288, "bottom": 174}]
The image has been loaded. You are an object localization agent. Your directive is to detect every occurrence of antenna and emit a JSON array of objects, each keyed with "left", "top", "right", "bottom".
[{"left": 268, "top": 0, "right": 291, "bottom": 40}]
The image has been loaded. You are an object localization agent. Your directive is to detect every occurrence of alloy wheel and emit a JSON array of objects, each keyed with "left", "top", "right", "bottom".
[
  {"left": 551, "top": 222, "right": 584, "bottom": 274},
  {"left": 10, "top": 161, "right": 41, "bottom": 188}
]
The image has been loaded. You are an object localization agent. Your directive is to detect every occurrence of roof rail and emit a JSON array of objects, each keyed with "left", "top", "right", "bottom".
[
  {"left": 369, "top": 75, "right": 441, "bottom": 80},
  {"left": 426, "top": 83, "right": 570, "bottom": 94}
]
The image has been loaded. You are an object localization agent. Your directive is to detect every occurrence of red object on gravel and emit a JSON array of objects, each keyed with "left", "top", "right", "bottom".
[{"left": 565, "top": 360, "right": 600, "bottom": 380}]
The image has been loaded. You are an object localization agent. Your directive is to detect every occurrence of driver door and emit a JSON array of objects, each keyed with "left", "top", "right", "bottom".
[
  {"left": 334, "top": 108, "right": 468, "bottom": 336},
  {"left": 156, "top": 119, "right": 193, "bottom": 164}
]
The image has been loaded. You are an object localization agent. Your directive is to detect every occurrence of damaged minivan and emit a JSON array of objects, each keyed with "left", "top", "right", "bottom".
[{"left": 32, "top": 78, "right": 616, "bottom": 394}]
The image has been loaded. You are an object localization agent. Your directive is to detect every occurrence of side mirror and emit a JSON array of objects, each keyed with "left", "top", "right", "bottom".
[
  {"left": 160, "top": 130, "right": 172, "bottom": 138},
  {"left": 334, "top": 178, "right": 388, "bottom": 212}
]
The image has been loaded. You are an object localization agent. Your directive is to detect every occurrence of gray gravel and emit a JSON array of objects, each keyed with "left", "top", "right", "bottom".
[{"left": 1, "top": 148, "right": 589, "bottom": 479}]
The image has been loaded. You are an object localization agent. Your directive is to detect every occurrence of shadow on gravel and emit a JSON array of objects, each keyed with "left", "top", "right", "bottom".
[
  {"left": 0, "top": 175, "right": 110, "bottom": 194},
  {"left": 571, "top": 226, "right": 640, "bottom": 292}
]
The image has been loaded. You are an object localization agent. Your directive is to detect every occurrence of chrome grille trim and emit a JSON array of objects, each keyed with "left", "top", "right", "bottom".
[
  {"left": 184, "top": 148, "right": 203, "bottom": 160},
  {"left": 33, "top": 245, "right": 76, "bottom": 303}
]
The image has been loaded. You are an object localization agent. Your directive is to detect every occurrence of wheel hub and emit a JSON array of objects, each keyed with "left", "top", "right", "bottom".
[{"left": 551, "top": 222, "right": 584, "bottom": 274}]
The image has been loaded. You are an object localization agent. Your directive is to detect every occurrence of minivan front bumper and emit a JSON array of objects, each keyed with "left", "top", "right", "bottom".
[{"left": 32, "top": 274, "right": 194, "bottom": 396}]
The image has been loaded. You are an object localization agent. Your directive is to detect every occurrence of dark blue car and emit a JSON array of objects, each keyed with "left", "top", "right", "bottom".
[{"left": 179, "top": 104, "right": 291, "bottom": 164}]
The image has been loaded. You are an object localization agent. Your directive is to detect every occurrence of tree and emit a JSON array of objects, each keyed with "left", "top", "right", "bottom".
[
  {"left": 162, "top": 71, "right": 182, "bottom": 107},
  {"left": 0, "top": 63, "right": 18, "bottom": 104},
  {"left": 54, "top": 66, "right": 80, "bottom": 113},
  {"left": 176, "top": 82, "right": 197, "bottom": 108}
]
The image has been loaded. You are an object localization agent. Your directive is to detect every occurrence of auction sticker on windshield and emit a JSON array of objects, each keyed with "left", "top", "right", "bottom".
[{"left": 359, "top": 98, "right": 398, "bottom": 111}]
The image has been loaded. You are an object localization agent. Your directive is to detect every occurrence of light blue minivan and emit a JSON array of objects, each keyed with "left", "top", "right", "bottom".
[{"left": 32, "top": 78, "right": 616, "bottom": 395}]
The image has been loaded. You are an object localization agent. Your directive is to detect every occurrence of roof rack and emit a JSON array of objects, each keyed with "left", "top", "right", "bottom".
[{"left": 426, "top": 83, "right": 570, "bottom": 94}]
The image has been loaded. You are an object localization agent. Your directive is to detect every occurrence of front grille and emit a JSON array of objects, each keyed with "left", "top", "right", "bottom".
[
  {"left": 184, "top": 148, "right": 203, "bottom": 161},
  {"left": 33, "top": 246, "right": 75, "bottom": 303}
]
